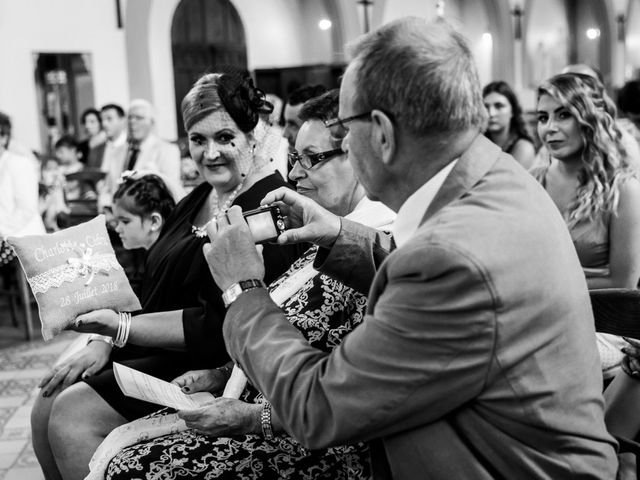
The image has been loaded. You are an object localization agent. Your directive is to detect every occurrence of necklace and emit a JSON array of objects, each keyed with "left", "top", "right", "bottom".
[{"left": 192, "top": 180, "right": 245, "bottom": 238}]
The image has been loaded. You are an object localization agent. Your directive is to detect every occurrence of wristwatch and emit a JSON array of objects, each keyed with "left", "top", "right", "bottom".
[{"left": 222, "top": 279, "right": 266, "bottom": 308}]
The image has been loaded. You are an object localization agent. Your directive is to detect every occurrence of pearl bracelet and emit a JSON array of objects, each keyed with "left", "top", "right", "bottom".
[{"left": 261, "top": 401, "right": 274, "bottom": 440}]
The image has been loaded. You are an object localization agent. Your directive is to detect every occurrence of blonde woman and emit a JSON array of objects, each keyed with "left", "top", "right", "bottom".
[{"left": 533, "top": 73, "right": 640, "bottom": 377}]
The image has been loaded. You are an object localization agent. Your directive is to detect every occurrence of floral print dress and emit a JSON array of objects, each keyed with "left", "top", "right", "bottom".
[{"left": 106, "top": 246, "right": 371, "bottom": 480}]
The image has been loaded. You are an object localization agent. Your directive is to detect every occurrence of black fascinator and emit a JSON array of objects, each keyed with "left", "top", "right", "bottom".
[{"left": 218, "top": 74, "right": 274, "bottom": 132}]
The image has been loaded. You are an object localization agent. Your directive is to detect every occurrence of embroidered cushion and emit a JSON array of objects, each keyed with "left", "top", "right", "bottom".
[{"left": 7, "top": 215, "right": 141, "bottom": 340}]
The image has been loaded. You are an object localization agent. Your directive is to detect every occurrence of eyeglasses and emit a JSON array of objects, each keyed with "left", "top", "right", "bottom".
[
  {"left": 288, "top": 148, "right": 344, "bottom": 169},
  {"left": 324, "top": 112, "right": 372, "bottom": 131}
]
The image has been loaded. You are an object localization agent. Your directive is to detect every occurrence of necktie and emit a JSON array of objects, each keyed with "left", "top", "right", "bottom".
[{"left": 126, "top": 143, "right": 140, "bottom": 171}]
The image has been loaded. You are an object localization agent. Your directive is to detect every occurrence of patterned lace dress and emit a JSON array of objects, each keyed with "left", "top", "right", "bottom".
[{"left": 106, "top": 246, "right": 372, "bottom": 480}]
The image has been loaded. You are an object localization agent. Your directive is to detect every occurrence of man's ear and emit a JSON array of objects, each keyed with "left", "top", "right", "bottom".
[{"left": 371, "top": 109, "right": 395, "bottom": 166}]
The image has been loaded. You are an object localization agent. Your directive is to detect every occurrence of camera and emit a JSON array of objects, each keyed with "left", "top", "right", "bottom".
[{"left": 243, "top": 205, "right": 286, "bottom": 244}]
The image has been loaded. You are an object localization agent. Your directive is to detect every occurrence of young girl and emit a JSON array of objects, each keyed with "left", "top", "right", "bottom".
[
  {"left": 109, "top": 172, "right": 184, "bottom": 297},
  {"left": 112, "top": 172, "right": 180, "bottom": 250}
]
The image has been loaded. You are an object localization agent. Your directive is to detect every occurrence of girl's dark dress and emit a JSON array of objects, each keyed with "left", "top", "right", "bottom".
[{"left": 84, "top": 173, "right": 301, "bottom": 420}]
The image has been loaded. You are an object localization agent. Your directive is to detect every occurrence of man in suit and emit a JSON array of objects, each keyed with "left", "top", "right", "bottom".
[
  {"left": 98, "top": 103, "right": 128, "bottom": 210},
  {"left": 126, "top": 99, "right": 181, "bottom": 185},
  {"left": 203, "top": 17, "right": 618, "bottom": 479}
]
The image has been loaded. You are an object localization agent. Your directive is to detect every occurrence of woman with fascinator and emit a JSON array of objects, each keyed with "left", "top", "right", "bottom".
[
  {"left": 83, "top": 89, "right": 395, "bottom": 480},
  {"left": 30, "top": 73, "right": 301, "bottom": 480}
]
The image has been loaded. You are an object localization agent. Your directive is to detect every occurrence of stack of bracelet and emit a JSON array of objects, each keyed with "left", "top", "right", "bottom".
[
  {"left": 114, "top": 311, "right": 132, "bottom": 348},
  {"left": 261, "top": 401, "right": 274, "bottom": 440}
]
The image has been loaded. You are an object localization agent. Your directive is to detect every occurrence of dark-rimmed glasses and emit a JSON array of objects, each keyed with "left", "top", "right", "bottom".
[
  {"left": 288, "top": 148, "right": 344, "bottom": 169},
  {"left": 324, "top": 112, "right": 372, "bottom": 131}
]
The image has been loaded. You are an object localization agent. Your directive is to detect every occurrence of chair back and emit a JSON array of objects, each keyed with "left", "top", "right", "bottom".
[{"left": 590, "top": 288, "right": 640, "bottom": 339}]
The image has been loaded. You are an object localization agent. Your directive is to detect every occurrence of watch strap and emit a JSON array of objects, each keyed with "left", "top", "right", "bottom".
[{"left": 222, "top": 279, "right": 265, "bottom": 308}]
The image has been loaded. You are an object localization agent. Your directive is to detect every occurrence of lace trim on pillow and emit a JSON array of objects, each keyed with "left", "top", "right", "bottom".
[{"left": 27, "top": 248, "right": 123, "bottom": 294}]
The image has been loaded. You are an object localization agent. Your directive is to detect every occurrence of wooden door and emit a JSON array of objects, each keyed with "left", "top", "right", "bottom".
[{"left": 171, "top": 0, "right": 247, "bottom": 137}]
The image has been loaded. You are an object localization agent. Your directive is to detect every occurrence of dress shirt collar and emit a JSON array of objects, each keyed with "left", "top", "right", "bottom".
[
  {"left": 391, "top": 159, "right": 457, "bottom": 248},
  {"left": 137, "top": 133, "right": 157, "bottom": 152},
  {"left": 108, "top": 130, "right": 127, "bottom": 148},
  {"left": 346, "top": 196, "right": 396, "bottom": 231}
]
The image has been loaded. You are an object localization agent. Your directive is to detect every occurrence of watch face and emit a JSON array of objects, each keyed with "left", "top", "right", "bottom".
[
  {"left": 223, "top": 280, "right": 264, "bottom": 307},
  {"left": 222, "top": 284, "right": 242, "bottom": 307}
]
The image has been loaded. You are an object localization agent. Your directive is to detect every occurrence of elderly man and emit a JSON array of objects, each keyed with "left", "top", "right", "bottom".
[
  {"left": 125, "top": 99, "right": 181, "bottom": 184},
  {"left": 205, "top": 18, "right": 618, "bottom": 479}
]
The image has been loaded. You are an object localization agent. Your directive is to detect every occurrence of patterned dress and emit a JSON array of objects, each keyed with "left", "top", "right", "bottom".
[{"left": 106, "top": 246, "right": 372, "bottom": 480}]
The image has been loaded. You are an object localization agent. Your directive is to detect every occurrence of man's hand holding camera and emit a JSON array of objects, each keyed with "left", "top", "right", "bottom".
[
  {"left": 261, "top": 187, "right": 341, "bottom": 248},
  {"left": 204, "top": 206, "right": 265, "bottom": 292},
  {"left": 204, "top": 189, "right": 341, "bottom": 293}
]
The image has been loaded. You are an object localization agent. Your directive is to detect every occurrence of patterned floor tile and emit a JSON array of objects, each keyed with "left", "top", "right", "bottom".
[
  {"left": 0, "top": 397, "right": 27, "bottom": 409},
  {"left": 0, "top": 409, "right": 17, "bottom": 431},
  {"left": 0, "top": 452, "right": 21, "bottom": 469},
  {"left": 0, "top": 379, "right": 41, "bottom": 398},
  {"left": 0, "top": 429, "right": 30, "bottom": 442},
  {"left": 13, "top": 442, "right": 40, "bottom": 469},
  {"left": 0, "top": 442, "right": 24, "bottom": 455},
  {"left": 2, "top": 467, "right": 44, "bottom": 480},
  {"left": 0, "top": 330, "right": 75, "bottom": 479}
]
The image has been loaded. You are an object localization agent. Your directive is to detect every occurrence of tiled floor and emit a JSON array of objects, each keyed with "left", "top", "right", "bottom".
[{"left": 0, "top": 318, "right": 76, "bottom": 480}]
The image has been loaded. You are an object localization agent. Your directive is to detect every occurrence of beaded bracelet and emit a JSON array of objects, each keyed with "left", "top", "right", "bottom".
[
  {"left": 114, "top": 312, "right": 132, "bottom": 348},
  {"left": 261, "top": 401, "right": 274, "bottom": 440}
]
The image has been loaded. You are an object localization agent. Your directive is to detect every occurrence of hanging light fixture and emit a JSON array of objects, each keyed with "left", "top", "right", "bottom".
[
  {"left": 507, "top": 0, "right": 525, "bottom": 91},
  {"left": 508, "top": 0, "right": 524, "bottom": 40},
  {"left": 612, "top": 0, "right": 630, "bottom": 41},
  {"left": 356, "top": 0, "right": 373, "bottom": 34}
]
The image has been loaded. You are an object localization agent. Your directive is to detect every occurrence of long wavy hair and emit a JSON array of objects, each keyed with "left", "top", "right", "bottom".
[
  {"left": 538, "top": 73, "right": 633, "bottom": 228},
  {"left": 482, "top": 80, "right": 532, "bottom": 143}
]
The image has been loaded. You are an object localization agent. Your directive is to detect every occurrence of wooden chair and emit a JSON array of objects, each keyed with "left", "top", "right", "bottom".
[
  {"left": 63, "top": 169, "right": 104, "bottom": 227},
  {"left": 590, "top": 288, "right": 640, "bottom": 476}
]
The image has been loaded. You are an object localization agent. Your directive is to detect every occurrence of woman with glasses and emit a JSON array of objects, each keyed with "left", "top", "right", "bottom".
[
  {"left": 91, "top": 89, "right": 395, "bottom": 480},
  {"left": 287, "top": 107, "right": 363, "bottom": 216}
]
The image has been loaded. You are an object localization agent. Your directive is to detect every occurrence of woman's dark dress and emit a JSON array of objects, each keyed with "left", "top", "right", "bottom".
[{"left": 84, "top": 173, "right": 301, "bottom": 420}]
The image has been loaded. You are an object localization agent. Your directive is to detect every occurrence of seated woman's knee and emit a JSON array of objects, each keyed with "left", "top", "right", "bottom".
[{"left": 48, "top": 383, "right": 93, "bottom": 438}]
